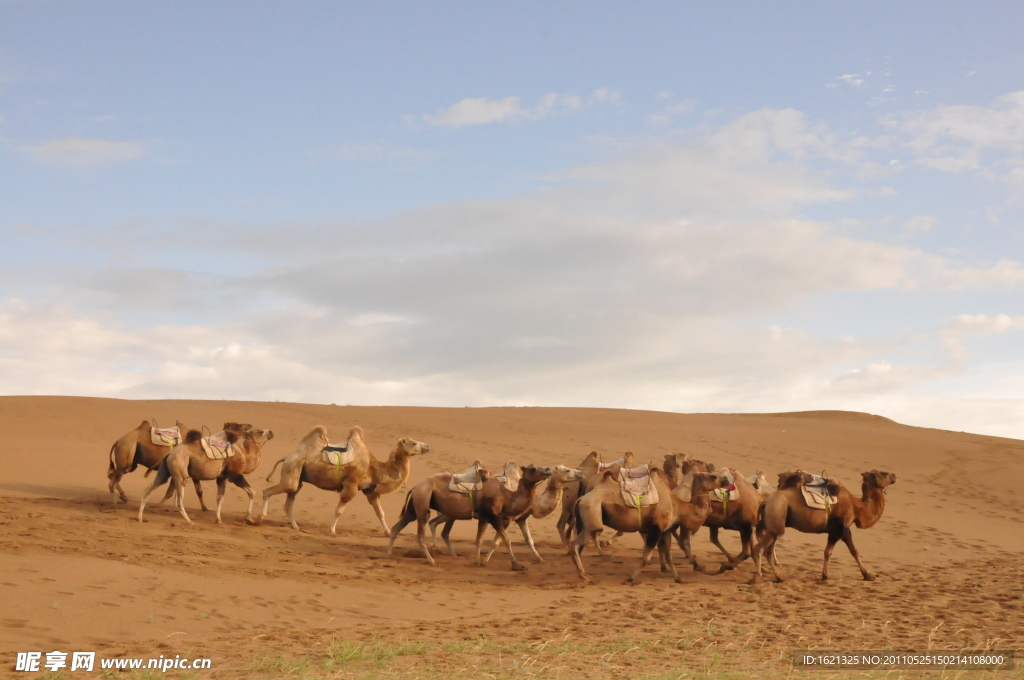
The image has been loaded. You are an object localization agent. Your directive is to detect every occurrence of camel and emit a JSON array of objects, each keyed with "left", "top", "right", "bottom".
[
  {"left": 257, "top": 425, "right": 431, "bottom": 535},
  {"left": 699, "top": 467, "right": 764, "bottom": 571},
  {"left": 387, "top": 464, "right": 552, "bottom": 570},
  {"left": 555, "top": 451, "right": 634, "bottom": 547},
  {"left": 427, "top": 460, "right": 522, "bottom": 545},
  {"left": 137, "top": 423, "right": 273, "bottom": 524},
  {"left": 750, "top": 469, "right": 897, "bottom": 584},
  {"left": 481, "top": 464, "right": 585, "bottom": 563},
  {"left": 569, "top": 463, "right": 726, "bottom": 583},
  {"left": 107, "top": 419, "right": 187, "bottom": 504}
]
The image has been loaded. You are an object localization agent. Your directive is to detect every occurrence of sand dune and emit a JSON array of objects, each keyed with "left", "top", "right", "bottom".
[{"left": 1, "top": 396, "right": 1022, "bottom": 678}]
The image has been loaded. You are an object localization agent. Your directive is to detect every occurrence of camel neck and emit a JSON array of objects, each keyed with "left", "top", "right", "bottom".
[{"left": 853, "top": 483, "right": 886, "bottom": 529}]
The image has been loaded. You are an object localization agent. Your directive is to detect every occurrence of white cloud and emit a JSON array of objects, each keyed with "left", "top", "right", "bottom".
[
  {"left": 4, "top": 105, "right": 1024, "bottom": 438},
  {"left": 26, "top": 137, "right": 147, "bottom": 166},
  {"left": 838, "top": 74, "right": 865, "bottom": 87},
  {"left": 895, "top": 90, "right": 1024, "bottom": 186},
  {"left": 422, "top": 89, "right": 614, "bottom": 127}
]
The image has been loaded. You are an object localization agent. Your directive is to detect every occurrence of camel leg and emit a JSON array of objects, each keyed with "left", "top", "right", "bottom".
[
  {"left": 440, "top": 519, "right": 458, "bottom": 557},
  {"left": 386, "top": 498, "right": 416, "bottom": 556},
  {"left": 516, "top": 516, "right": 543, "bottom": 563},
  {"left": 108, "top": 470, "right": 128, "bottom": 505},
  {"left": 365, "top": 492, "right": 390, "bottom": 536},
  {"left": 599, "top": 530, "right": 624, "bottom": 549},
  {"left": 137, "top": 467, "right": 171, "bottom": 523},
  {"left": 474, "top": 519, "right": 489, "bottom": 567},
  {"left": 841, "top": 527, "right": 874, "bottom": 581},
  {"left": 194, "top": 480, "right": 208, "bottom": 511},
  {"left": 821, "top": 522, "right": 846, "bottom": 581},
  {"left": 215, "top": 478, "right": 228, "bottom": 524},
  {"left": 223, "top": 473, "right": 256, "bottom": 524},
  {"left": 258, "top": 479, "right": 296, "bottom": 525},
  {"left": 750, "top": 530, "right": 783, "bottom": 584},
  {"left": 428, "top": 514, "right": 446, "bottom": 547},
  {"left": 658, "top": 532, "right": 682, "bottom": 583},
  {"left": 675, "top": 530, "right": 706, "bottom": 572},
  {"left": 329, "top": 484, "right": 359, "bottom": 536},
  {"left": 708, "top": 526, "right": 737, "bottom": 562},
  {"left": 485, "top": 513, "right": 524, "bottom": 571},
  {"left": 174, "top": 477, "right": 190, "bottom": 523},
  {"left": 628, "top": 531, "right": 660, "bottom": 583},
  {"left": 414, "top": 516, "right": 437, "bottom": 567},
  {"left": 275, "top": 491, "right": 298, "bottom": 529}
]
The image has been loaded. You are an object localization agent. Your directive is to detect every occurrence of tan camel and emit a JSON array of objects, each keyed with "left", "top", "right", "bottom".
[
  {"left": 555, "top": 451, "right": 634, "bottom": 547},
  {"left": 386, "top": 464, "right": 552, "bottom": 570},
  {"left": 750, "top": 469, "right": 897, "bottom": 584},
  {"left": 137, "top": 423, "right": 273, "bottom": 524},
  {"left": 569, "top": 464, "right": 726, "bottom": 583},
  {"left": 482, "top": 464, "right": 585, "bottom": 563},
  {"left": 107, "top": 419, "right": 187, "bottom": 504},
  {"left": 257, "top": 425, "right": 430, "bottom": 535}
]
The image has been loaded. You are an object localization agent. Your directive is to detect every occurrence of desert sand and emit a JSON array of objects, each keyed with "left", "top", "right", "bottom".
[{"left": 1, "top": 396, "right": 1022, "bottom": 678}]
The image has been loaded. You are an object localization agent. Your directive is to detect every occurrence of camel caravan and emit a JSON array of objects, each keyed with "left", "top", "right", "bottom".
[{"left": 108, "top": 420, "right": 896, "bottom": 585}]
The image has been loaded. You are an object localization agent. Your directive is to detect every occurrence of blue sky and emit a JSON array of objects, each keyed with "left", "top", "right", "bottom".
[{"left": 2, "top": 2, "right": 1023, "bottom": 437}]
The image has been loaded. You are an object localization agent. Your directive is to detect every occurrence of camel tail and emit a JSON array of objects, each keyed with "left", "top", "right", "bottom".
[
  {"left": 756, "top": 502, "right": 765, "bottom": 532},
  {"left": 399, "top": 488, "right": 414, "bottom": 517},
  {"left": 107, "top": 443, "right": 117, "bottom": 479},
  {"left": 265, "top": 457, "right": 287, "bottom": 483}
]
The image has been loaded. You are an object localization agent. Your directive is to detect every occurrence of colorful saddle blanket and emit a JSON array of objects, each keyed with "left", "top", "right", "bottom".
[
  {"left": 619, "top": 464, "right": 659, "bottom": 508},
  {"left": 150, "top": 425, "right": 181, "bottom": 447},
  {"left": 201, "top": 431, "right": 234, "bottom": 460},
  {"left": 710, "top": 468, "right": 739, "bottom": 503},
  {"left": 322, "top": 440, "right": 355, "bottom": 467}
]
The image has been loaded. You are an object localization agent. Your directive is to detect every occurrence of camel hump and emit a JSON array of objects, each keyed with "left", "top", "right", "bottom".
[
  {"left": 185, "top": 430, "right": 203, "bottom": 443},
  {"left": 478, "top": 468, "right": 493, "bottom": 482},
  {"left": 347, "top": 426, "right": 364, "bottom": 440}
]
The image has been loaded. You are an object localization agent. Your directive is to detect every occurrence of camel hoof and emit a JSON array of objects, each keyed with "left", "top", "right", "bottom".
[
  {"left": 863, "top": 573, "right": 875, "bottom": 581},
  {"left": 511, "top": 564, "right": 526, "bottom": 572},
  {"left": 244, "top": 517, "right": 257, "bottom": 526},
  {"left": 820, "top": 574, "right": 828, "bottom": 581}
]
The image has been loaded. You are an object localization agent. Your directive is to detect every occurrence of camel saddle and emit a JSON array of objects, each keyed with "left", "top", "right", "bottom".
[
  {"left": 150, "top": 425, "right": 182, "bottom": 447},
  {"left": 322, "top": 440, "right": 356, "bottom": 467},
  {"left": 200, "top": 431, "right": 234, "bottom": 460},
  {"left": 449, "top": 461, "right": 518, "bottom": 493},
  {"left": 799, "top": 470, "right": 838, "bottom": 511},
  {"left": 599, "top": 457, "right": 629, "bottom": 473},
  {"left": 710, "top": 468, "right": 739, "bottom": 503},
  {"left": 618, "top": 464, "right": 659, "bottom": 508}
]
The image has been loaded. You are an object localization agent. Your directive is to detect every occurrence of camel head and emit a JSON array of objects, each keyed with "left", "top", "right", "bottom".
[
  {"left": 551, "top": 464, "right": 585, "bottom": 485},
  {"left": 396, "top": 437, "right": 430, "bottom": 457},
  {"left": 662, "top": 453, "right": 689, "bottom": 486},
  {"left": 694, "top": 471, "right": 728, "bottom": 494},
  {"left": 861, "top": 469, "right": 897, "bottom": 493},
  {"left": 225, "top": 422, "right": 274, "bottom": 447},
  {"left": 519, "top": 464, "right": 553, "bottom": 485},
  {"left": 682, "top": 457, "right": 714, "bottom": 475}
]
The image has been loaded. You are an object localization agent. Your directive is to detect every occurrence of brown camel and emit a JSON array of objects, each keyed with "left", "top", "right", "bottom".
[
  {"left": 699, "top": 467, "right": 763, "bottom": 571},
  {"left": 137, "top": 423, "right": 273, "bottom": 524},
  {"left": 387, "top": 464, "right": 552, "bottom": 570},
  {"left": 569, "top": 464, "right": 726, "bottom": 583},
  {"left": 482, "top": 464, "right": 585, "bottom": 563},
  {"left": 258, "top": 425, "right": 431, "bottom": 535},
  {"left": 555, "top": 450, "right": 634, "bottom": 547},
  {"left": 427, "top": 460, "right": 521, "bottom": 545},
  {"left": 750, "top": 469, "right": 897, "bottom": 584},
  {"left": 107, "top": 419, "right": 187, "bottom": 504}
]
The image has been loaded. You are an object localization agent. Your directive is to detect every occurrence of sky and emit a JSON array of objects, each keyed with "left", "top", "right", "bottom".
[{"left": 2, "top": 2, "right": 1024, "bottom": 438}]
